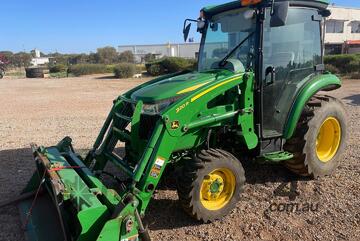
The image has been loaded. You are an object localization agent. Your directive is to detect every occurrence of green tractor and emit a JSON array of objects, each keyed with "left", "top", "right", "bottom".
[{"left": 17, "top": 0, "right": 347, "bottom": 240}]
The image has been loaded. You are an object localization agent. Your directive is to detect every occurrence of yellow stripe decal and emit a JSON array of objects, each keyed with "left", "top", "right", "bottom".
[
  {"left": 176, "top": 81, "right": 211, "bottom": 95},
  {"left": 190, "top": 75, "right": 243, "bottom": 102}
]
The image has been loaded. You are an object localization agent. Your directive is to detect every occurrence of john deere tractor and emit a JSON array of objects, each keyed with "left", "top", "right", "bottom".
[{"left": 17, "top": 0, "right": 347, "bottom": 240}]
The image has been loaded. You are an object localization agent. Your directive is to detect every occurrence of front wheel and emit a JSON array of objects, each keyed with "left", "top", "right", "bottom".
[
  {"left": 284, "top": 95, "right": 347, "bottom": 177},
  {"left": 176, "top": 149, "right": 245, "bottom": 223},
  {"left": 0, "top": 70, "right": 4, "bottom": 79}
]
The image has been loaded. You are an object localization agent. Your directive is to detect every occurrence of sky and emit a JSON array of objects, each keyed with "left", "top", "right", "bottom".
[{"left": 0, "top": 0, "right": 359, "bottom": 54}]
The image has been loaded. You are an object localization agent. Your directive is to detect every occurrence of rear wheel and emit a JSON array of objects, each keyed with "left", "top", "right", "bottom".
[
  {"left": 284, "top": 95, "right": 347, "bottom": 177},
  {"left": 176, "top": 149, "right": 245, "bottom": 222}
]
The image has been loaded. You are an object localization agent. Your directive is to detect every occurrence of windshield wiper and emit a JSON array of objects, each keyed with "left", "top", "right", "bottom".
[{"left": 218, "top": 31, "right": 255, "bottom": 67}]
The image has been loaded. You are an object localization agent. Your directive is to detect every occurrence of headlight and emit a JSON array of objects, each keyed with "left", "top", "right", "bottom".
[{"left": 142, "top": 96, "right": 184, "bottom": 115}]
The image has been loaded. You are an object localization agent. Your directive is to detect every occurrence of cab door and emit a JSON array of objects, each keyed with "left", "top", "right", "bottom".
[{"left": 261, "top": 7, "right": 322, "bottom": 138}]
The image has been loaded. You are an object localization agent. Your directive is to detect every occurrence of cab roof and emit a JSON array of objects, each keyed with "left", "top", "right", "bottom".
[{"left": 203, "top": 0, "right": 330, "bottom": 18}]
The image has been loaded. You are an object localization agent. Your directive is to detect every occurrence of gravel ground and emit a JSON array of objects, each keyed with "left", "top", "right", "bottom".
[{"left": 0, "top": 75, "right": 359, "bottom": 241}]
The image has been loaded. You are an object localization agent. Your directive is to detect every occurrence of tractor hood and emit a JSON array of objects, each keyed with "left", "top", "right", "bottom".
[{"left": 131, "top": 71, "right": 219, "bottom": 103}]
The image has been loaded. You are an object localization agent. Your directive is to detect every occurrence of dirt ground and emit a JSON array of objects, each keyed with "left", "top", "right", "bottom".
[{"left": 0, "top": 75, "right": 359, "bottom": 241}]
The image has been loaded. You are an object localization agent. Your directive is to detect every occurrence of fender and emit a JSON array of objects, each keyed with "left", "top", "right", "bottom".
[{"left": 283, "top": 73, "right": 341, "bottom": 139}]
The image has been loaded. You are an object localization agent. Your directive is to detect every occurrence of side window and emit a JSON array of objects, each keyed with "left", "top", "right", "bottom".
[
  {"left": 263, "top": 8, "right": 322, "bottom": 82},
  {"left": 262, "top": 7, "right": 322, "bottom": 137},
  {"left": 326, "top": 20, "right": 344, "bottom": 33},
  {"left": 351, "top": 21, "right": 360, "bottom": 33}
]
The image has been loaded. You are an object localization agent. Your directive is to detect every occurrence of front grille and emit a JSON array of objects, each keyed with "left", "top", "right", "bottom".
[{"left": 139, "top": 114, "right": 160, "bottom": 140}]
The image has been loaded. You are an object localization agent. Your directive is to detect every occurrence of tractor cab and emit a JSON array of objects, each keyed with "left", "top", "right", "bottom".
[{"left": 184, "top": 0, "right": 333, "bottom": 154}]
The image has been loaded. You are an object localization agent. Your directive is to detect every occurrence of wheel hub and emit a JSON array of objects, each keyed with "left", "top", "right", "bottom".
[
  {"left": 200, "top": 168, "right": 236, "bottom": 211},
  {"left": 316, "top": 117, "right": 341, "bottom": 162},
  {"left": 210, "top": 179, "right": 223, "bottom": 193}
]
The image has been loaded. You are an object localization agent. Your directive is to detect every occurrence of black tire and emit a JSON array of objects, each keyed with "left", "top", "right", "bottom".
[
  {"left": 26, "top": 68, "right": 44, "bottom": 78},
  {"left": 176, "top": 149, "right": 245, "bottom": 223},
  {"left": 284, "top": 95, "right": 347, "bottom": 177}
]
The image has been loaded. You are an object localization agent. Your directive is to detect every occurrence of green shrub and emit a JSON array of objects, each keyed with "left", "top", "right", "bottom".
[
  {"left": 348, "top": 60, "right": 360, "bottom": 73},
  {"left": 136, "top": 64, "right": 146, "bottom": 73},
  {"left": 325, "top": 64, "right": 340, "bottom": 74},
  {"left": 49, "top": 64, "right": 67, "bottom": 73},
  {"left": 324, "top": 54, "right": 360, "bottom": 74},
  {"left": 50, "top": 72, "right": 68, "bottom": 78},
  {"left": 162, "top": 57, "right": 195, "bottom": 73},
  {"left": 148, "top": 64, "right": 165, "bottom": 76},
  {"left": 145, "top": 60, "right": 162, "bottom": 73},
  {"left": 106, "top": 64, "right": 116, "bottom": 73},
  {"left": 67, "top": 64, "right": 109, "bottom": 76},
  {"left": 144, "top": 53, "right": 156, "bottom": 62},
  {"left": 113, "top": 63, "right": 136, "bottom": 78},
  {"left": 146, "top": 57, "right": 196, "bottom": 76}
]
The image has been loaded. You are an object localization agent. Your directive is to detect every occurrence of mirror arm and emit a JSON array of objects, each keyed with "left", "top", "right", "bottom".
[
  {"left": 183, "top": 19, "right": 198, "bottom": 42},
  {"left": 183, "top": 19, "right": 198, "bottom": 29}
]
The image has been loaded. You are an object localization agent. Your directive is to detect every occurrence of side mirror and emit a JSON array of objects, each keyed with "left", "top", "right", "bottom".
[
  {"left": 183, "top": 18, "right": 207, "bottom": 42},
  {"left": 270, "top": 1, "right": 289, "bottom": 27},
  {"left": 183, "top": 23, "right": 191, "bottom": 42}
]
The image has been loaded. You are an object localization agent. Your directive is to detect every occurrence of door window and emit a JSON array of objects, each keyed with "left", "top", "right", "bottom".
[{"left": 262, "top": 7, "right": 322, "bottom": 137}]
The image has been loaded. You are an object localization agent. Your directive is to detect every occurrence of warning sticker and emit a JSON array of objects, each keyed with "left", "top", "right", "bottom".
[
  {"left": 150, "top": 157, "right": 166, "bottom": 178},
  {"left": 150, "top": 168, "right": 161, "bottom": 178},
  {"left": 155, "top": 157, "right": 165, "bottom": 167}
]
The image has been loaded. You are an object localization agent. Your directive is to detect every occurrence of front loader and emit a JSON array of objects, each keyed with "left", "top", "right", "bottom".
[{"left": 16, "top": 0, "right": 347, "bottom": 240}]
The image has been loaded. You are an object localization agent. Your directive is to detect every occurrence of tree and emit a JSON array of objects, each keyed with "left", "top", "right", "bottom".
[
  {"left": 30, "top": 49, "right": 45, "bottom": 57},
  {"left": 88, "top": 53, "right": 98, "bottom": 64},
  {"left": 143, "top": 53, "right": 156, "bottom": 63},
  {"left": 12, "top": 52, "right": 32, "bottom": 67},
  {"left": 0, "top": 51, "right": 13, "bottom": 65},
  {"left": 68, "top": 54, "right": 90, "bottom": 65},
  {"left": 48, "top": 52, "right": 70, "bottom": 65},
  {"left": 96, "top": 46, "right": 118, "bottom": 64},
  {"left": 118, "top": 50, "right": 135, "bottom": 63}
]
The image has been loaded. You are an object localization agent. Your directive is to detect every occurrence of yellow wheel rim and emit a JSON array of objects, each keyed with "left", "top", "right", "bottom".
[
  {"left": 316, "top": 117, "right": 341, "bottom": 163},
  {"left": 200, "top": 168, "right": 236, "bottom": 211}
]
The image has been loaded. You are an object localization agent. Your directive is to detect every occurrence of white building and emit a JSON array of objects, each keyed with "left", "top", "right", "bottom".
[
  {"left": 119, "top": 5, "right": 360, "bottom": 59},
  {"left": 30, "top": 57, "right": 50, "bottom": 66},
  {"left": 325, "top": 6, "right": 360, "bottom": 54},
  {"left": 118, "top": 42, "right": 200, "bottom": 63},
  {"left": 30, "top": 49, "right": 51, "bottom": 66}
]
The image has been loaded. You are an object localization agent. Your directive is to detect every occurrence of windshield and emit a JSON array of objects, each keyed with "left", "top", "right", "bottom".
[{"left": 198, "top": 8, "right": 257, "bottom": 72}]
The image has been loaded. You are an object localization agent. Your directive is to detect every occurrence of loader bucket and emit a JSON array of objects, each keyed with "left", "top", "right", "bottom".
[
  {"left": 18, "top": 192, "right": 66, "bottom": 241},
  {"left": 18, "top": 141, "right": 143, "bottom": 241}
]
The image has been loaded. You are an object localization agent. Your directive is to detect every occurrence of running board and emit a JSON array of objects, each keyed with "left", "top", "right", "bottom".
[{"left": 262, "top": 151, "right": 294, "bottom": 163}]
